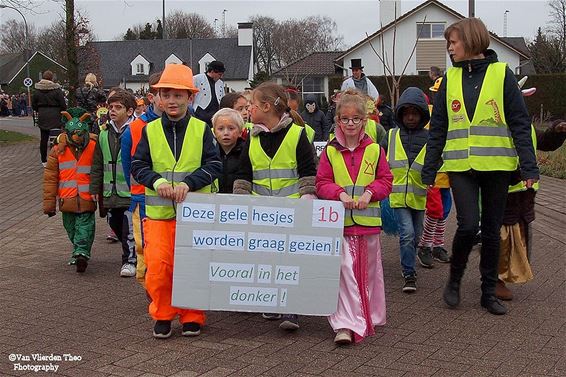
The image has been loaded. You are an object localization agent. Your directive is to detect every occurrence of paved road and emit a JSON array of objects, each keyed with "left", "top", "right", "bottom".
[{"left": 0, "top": 118, "right": 564, "bottom": 376}]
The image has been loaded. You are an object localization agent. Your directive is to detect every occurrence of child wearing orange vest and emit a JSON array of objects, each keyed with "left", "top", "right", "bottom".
[{"left": 43, "top": 107, "right": 97, "bottom": 273}]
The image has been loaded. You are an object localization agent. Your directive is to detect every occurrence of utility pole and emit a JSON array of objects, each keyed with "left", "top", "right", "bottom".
[
  {"left": 503, "top": 10, "right": 510, "bottom": 37},
  {"left": 162, "top": 0, "right": 166, "bottom": 39},
  {"left": 213, "top": 18, "right": 218, "bottom": 36},
  {"left": 468, "top": 0, "right": 475, "bottom": 17},
  {"left": 222, "top": 9, "right": 227, "bottom": 38}
]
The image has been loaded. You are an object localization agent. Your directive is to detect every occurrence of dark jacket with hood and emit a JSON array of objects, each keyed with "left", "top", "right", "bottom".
[
  {"left": 76, "top": 85, "right": 106, "bottom": 113},
  {"left": 131, "top": 113, "right": 222, "bottom": 193},
  {"left": 31, "top": 79, "right": 66, "bottom": 130},
  {"left": 421, "top": 49, "right": 539, "bottom": 185},
  {"left": 300, "top": 95, "right": 330, "bottom": 141},
  {"left": 218, "top": 137, "right": 244, "bottom": 194},
  {"left": 380, "top": 87, "right": 430, "bottom": 165}
]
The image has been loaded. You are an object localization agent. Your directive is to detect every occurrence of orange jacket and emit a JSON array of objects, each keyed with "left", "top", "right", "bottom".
[{"left": 129, "top": 117, "right": 147, "bottom": 195}]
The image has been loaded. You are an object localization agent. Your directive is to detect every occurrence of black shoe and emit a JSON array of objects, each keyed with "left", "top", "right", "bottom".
[
  {"left": 481, "top": 296, "right": 507, "bottom": 315},
  {"left": 443, "top": 280, "right": 460, "bottom": 307},
  {"left": 182, "top": 322, "right": 201, "bottom": 337},
  {"left": 153, "top": 320, "right": 172, "bottom": 339},
  {"left": 432, "top": 247, "right": 450, "bottom": 263},
  {"left": 75, "top": 255, "right": 88, "bottom": 273},
  {"left": 262, "top": 313, "right": 282, "bottom": 320},
  {"left": 279, "top": 314, "right": 299, "bottom": 331},
  {"left": 402, "top": 274, "right": 417, "bottom": 293},
  {"left": 417, "top": 247, "right": 434, "bottom": 268}
]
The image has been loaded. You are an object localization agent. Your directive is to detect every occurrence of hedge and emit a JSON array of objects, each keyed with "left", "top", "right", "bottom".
[{"left": 329, "top": 73, "right": 566, "bottom": 119}]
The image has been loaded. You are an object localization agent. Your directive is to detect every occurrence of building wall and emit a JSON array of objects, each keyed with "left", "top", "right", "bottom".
[{"left": 5, "top": 53, "right": 67, "bottom": 95}]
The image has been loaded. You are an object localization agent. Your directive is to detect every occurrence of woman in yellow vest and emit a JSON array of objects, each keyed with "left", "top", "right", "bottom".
[
  {"left": 130, "top": 64, "right": 222, "bottom": 339},
  {"left": 421, "top": 18, "right": 539, "bottom": 315},
  {"left": 316, "top": 89, "right": 392, "bottom": 345},
  {"left": 233, "top": 82, "right": 317, "bottom": 330}
]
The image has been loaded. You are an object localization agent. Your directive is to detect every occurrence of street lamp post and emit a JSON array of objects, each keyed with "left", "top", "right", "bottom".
[{"left": 0, "top": 5, "right": 31, "bottom": 115}]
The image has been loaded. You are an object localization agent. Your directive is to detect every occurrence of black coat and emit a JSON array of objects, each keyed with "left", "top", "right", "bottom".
[
  {"left": 421, "top": 50, "right": 539, "bottom": 185},
  {"left": 76, "top": 86, "right": 106, "bottom": 113},
  {"left": 31, "top": 80, "right": 66, "bottom": 130},
  {"left": 380, "top": 87, "right": 429, "bottom": 165},
  {"left": 301, "top": 95, "right": 330, "bottom": 141},
  {"left": 218, "top": 138, "right": 244, "bottom": 193}
]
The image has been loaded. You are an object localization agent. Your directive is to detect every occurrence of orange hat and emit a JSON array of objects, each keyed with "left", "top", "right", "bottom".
[
  {"left": 429, "top": 77, "right": 442, "bottom": 92},
  {"left": 136, "top": 98, "right": 145, "bottom": 106},
  {"left": 152, "top": 64, "right": 199, "bottom": 92}
]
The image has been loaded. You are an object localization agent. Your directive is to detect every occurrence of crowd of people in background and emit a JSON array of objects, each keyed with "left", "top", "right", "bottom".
[{"left": 0, "top": 92, "right": 29, "bottom": 117}]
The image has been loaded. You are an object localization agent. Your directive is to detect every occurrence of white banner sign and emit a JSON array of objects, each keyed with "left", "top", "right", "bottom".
[{"left": 172, "top": 193, "right": 345, "bottom": 315}]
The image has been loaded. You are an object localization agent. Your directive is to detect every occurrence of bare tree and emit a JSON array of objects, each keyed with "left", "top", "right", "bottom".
[
  {"left": 166, "top": 10, "right": 216, "bottom": 39},
  {"left": 549, "top": 0, "right": 566, "bottom": 52},
  {"left": 250, "top": 16, "right": 278, "bottom": 76},
  {"left": 0, "top": 19, "right": 38, "bottom": 54}
]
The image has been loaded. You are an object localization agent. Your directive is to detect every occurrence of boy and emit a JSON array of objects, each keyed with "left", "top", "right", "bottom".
[
  {"left": 90, "top": 90, "right": 137, "bottom": 277},
  {"left": 122, "top": 72, "right": 163, "bottom": 286},
  {"left": 131, "top": 64, "right": 221, "bottom": 339},
  {"left": 380, "top": 87, "right": 429, "bottom": 293},
  {"left": 212, "top": 108, "right": 245, "bottom": 193},
  {"left": 43, "top": 108, "right": 97, "bottom": 273}
]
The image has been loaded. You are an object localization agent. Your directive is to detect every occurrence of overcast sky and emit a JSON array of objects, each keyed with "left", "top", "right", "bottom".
[{"left": 1, "top": 0, "right": 553, "bottom": 47}]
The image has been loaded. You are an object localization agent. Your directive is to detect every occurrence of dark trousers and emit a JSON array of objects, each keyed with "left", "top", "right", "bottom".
[
  {"left": 40, "top": 128, "right": 61, "bottom": 163},
  {"left": 107, "top": 208, "right": 136, "bottom": 265},
  {"left": 448, "top": 170, "right": 512, "bottom": 297}
]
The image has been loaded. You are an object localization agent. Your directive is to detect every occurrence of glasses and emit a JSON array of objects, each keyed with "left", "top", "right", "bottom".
[{"left": 339, "top": 117, "right": 364, "bottom": 125}]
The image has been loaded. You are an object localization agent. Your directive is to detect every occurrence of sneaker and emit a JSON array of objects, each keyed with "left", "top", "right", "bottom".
[
  {"left": 402, "top": 274, "right": 417, "bottom": 293},
  {"left": 153, "top": 320, "right": 172, "bottom": 339},
  {"left": 75, "top": 255, "right": 88, "bottom": 273},
  {"left": 417, "top": 247, "right": 434, "bottom": 268},
  {"left": 334, "top": 329, "right": 352, "bottom": 345},
  {"left": 182, "top": 322, "right": 201, "bottom": 337},
  {"left": 279, "top": 314, "right": 299, "bottom": 331},
  {"left": 432, "top": 246, "right": 450, "bottom": 263},
  {"left": 262, "top": 313, "right": 282, "bottom": 320},
  {"left": 106, "top": 231, "right": 119, "bottom": 243},
  {"left": 481, "top": 296, "right": 507, "bottom": 315},
  {"left": 120, "top": 263, "right": 136, "bottom": 277}
]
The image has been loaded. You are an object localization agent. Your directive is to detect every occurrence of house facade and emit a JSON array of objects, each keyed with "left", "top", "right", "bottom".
[
  {"left": 0, "top": 51, "right": 67, "bottom": 93},
  {"left": 337, "top": 0, "right": 530, "bottom": 77},
  {"left": 80, "top": 23, "right": 254, "bottom": 93}
]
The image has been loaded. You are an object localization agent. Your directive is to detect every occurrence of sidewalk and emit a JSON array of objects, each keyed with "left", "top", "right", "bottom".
[{"left": 0, "top": 119, "right": 564, "bottom": 376}]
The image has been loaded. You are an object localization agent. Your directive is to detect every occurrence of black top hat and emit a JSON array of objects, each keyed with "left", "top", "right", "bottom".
[
  {"left": 349, "top": 59, "right": 364, "bottom": 69},
  {"left": 207, "top": 60, "right": 225, "bottom": 73}
]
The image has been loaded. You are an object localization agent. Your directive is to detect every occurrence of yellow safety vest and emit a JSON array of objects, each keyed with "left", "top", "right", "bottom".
[
  {"left": 508, "top": 125, "right": 539, "bottom": 193},
  {"left": 145, "top": 117, "right": 212, "bottom": 220},
  {"left": 443, "top": 62, "right": 518, "bottom": 172},
  {"left": 387, "top": 128, "right": 427, "bottom": 210},
  {"left": 304, "top": 124, "right": 315, "bottom": 143},
  {"left": 326, "top": 143, "right": 382, "bottom": 227},
  {"left": 249, "top": 124, "right": 302, "bottom": 197},
  {"left": 99, "top": 128, "right": 130, "bottom": 198}
]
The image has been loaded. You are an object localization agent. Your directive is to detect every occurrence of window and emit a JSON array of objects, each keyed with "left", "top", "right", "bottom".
[
  {"left": 417, "top": 23, "right": 445, "bottom": 39},
  {"left": 301, "top": 77, "right": 325, "bottom": 105},
  {"left": 136, "top": 63, "right": 145, "bottom": 74}
]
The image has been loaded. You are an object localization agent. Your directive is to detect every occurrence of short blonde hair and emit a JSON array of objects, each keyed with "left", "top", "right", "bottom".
[
  {"left": 212, "top": 108, "right": 244, "bottom": 130},
  {"left": 444, "top": 18, "right": 490, "bottom": 57},
  {"left": 85, "top": 73, "right": 98, "bottom": 87}
]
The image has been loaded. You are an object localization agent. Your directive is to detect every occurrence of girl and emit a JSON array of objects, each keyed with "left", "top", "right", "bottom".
[
  {"left": 233, "top": 82, "right": 317, "bottom": 330},
  {"left": 316, "top": 89, "right": 392, "bottom": 344}
]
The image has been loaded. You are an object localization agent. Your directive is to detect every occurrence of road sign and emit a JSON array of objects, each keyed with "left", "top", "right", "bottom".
[{"left": 23, "top": 78, "right": 33, "bottom": 87}]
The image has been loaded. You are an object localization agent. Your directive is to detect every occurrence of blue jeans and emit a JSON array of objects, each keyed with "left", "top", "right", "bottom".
[{"left": 394, "top": 208, "right": 425, "bottom": 276}]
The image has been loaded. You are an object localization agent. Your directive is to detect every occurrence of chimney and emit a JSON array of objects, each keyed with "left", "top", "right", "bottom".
[
  {"left": 380, "top": 0, "right": 401, "bottom": 27},
  {"left": 238, "top": 22, "right": 253, "bottom": 47}
]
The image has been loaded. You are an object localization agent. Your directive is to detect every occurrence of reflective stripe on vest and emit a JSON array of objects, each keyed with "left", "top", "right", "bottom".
[
  {"left": 99, "top": 129, "right": 131, "bottom": 198},
  {"left": 509, "top": 125, "right": 540, "bottom": 193},
  {"left": 145, "top": 117, "right": 211, "bottom": 220},
  {"left": 326, "top": 143, "right": 382, "bottom": 227},
  {"left": 57, "top": 140, "right": 96, "bottom": 201},
  {"left": 250, "top": 124, "right": 302, "bottom": 198},
  {"left": 443, "top": 62, "right": 518, "bottom": 172},
  {"left": 387, "top": 128, "right": 427, "bottom": 210},
  {"left": 129, "top": 118, "right": 148, "bottom": 195}
]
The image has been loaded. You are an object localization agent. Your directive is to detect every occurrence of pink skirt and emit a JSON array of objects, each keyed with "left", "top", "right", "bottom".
[{"left": 328, "top": 234, "right": 386, "bottom": 343}]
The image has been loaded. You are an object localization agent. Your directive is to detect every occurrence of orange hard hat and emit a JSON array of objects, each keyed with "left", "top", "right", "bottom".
[{"left": 152, "top": 64, "right": 199, "bottom": 92}]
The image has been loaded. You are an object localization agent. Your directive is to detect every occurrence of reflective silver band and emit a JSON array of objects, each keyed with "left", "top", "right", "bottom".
[{"left": 253, "top": 168, "right": 298, "bottom": 180}]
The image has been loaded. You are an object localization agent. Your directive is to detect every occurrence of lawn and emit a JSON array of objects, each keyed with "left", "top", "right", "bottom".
[
  {"left": 539, "top": 144, "right": 566, "bottom": 179},
  {"left": 0, "top": 130, "right": 35, "bottom": 144}
]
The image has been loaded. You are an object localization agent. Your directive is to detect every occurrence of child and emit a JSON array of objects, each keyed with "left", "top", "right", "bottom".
[
  {"left": 316, "top": 89, "right": 392, "bottom": 344},
  {"left": 380, "top": 87, "right": 429, "bottom": 293},
  {"left": 212, "top": 108, "right": 245, "bottom": 193},
  {"left": 286, "top": 88, "right": 315, "bottom": 143},
  {"left": 90, "top": 90, "right": 137, "bottom": 277},
  {"left": 301, "top": 95, "right": 330, "bottom": 141},
  {"left": 130, "top": 64, "right": 221, "bottom": 339},
  {"left": 121, "top": 71, "right": 163, "bottom": 286},
  {"left": 43, "top": 108, "right": 97, "bottom": 273},
  {"left": 233, "top": 82, "right": 317, "bottom": 330}
]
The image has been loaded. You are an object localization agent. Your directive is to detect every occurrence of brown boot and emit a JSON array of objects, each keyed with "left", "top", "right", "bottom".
[{"left": 496, "top": 279, "right": 513, "bottom": 301}]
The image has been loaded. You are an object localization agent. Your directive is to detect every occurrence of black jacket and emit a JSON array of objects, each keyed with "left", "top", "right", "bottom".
[
  {"left": 421, "top": 50, "right": 539, "bottom": 185},
  {"left": 380, "top": 87, "right": 429, "bottom": 165},
  {"left": 301, "top": 95, "right": 330, "bottom": 141},
  {"left": 131, "top": 114, "right": 222, "bottom": 192},
  {"left": 378, "top": 103, "right": 395, "bottom": 132},
  {"left": 31, "top": 80, "right": 66, "bottom": 131},
  {"left": 236, "top": 122, "right": 317, "bottom": 183},
  {"left": 218, "top": 138, "right": 244, "bottom": 193},
  {"left": 76, "top": 86, "right": 106, "bottom": 113}
]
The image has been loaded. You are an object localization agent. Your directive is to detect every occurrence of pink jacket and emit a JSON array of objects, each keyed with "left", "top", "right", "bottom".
[{"left": 316, "top": 128, "right": 393, "bottom": 236}]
